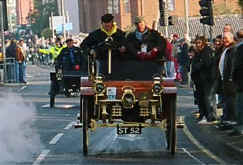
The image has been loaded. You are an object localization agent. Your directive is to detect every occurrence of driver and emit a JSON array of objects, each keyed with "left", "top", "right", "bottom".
[
  {"left": 56, "top": 38, "right": 87, "bottom": 73},
  {"left": 80, "top": 13, "right": 126, "bottom": 78}
]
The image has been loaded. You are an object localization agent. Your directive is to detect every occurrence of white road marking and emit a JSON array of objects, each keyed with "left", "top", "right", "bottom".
[
  {"left": 42, "top": 104, "right": 76, "bottom": 109},
  {"left": 49, "top": 133, "right": 64, "bottom": 144},
  {"left": 32, "top": 149, "right": 50, "bottom": 165},
  {"left": 181, "top": 148, "right": 206, "bottom": 165},
  {"left": 17, "top": 85, "right": 27, "bottom": 92},
  {"left": 183, "top": 124, "right": 227, "bottom": 165},
  {"left": 64, "top": 121, "right": 76, "bottom": 130}
]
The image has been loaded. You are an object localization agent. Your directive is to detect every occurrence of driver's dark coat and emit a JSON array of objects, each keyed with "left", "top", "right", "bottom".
[
  {"left": 56, "top": 46, "right": 87, "bottom": 73},
  {"left": 80, "top": 28, "right": 126, "bottom": 59},
  {"left": 80, "top": 28, "right": 126, "bottom": 78}
]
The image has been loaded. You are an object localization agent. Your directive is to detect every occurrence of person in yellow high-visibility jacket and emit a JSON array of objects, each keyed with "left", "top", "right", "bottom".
[{"left": 39, "top": 39, "right": 66, "bottom": 64}]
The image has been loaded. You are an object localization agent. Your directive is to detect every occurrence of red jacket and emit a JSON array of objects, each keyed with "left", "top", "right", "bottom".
[{"left": 165, "top": 40, "right": 174, "bottom": 61}]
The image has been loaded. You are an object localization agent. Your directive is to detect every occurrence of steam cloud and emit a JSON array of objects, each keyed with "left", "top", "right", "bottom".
[{"left": 0, "top": 92, "right": 42, "bottom": 164}]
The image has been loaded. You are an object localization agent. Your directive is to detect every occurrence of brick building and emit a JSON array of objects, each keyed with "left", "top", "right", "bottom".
[
  {"left": 78, "top": 0, "right": 241, "bottom": 33},
  {"left": 78, "top": 0, "right": 159, "bottom": 33},
  {"left": 16, "top": 0, "right": 34, "bottom": 25},
  {"left": 170, "top": 0, "right": 241, "bottom": 17}
]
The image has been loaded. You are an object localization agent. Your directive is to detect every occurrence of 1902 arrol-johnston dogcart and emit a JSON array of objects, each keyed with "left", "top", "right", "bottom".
[{"left": 79, "top": 41, "right": 178, "bottom": 156}]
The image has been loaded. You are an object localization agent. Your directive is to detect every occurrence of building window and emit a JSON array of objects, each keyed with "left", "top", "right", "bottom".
[
  {"left": 168, "top": 0, "right": 175, "bottom": 11},
  {"left": 107, "top": 0, "right": 119, "bottom": 14},
  {"left": 124, "top": 0, "right": 130, "bottom": 13}
]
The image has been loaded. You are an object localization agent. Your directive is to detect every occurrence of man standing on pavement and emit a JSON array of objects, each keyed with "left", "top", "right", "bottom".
[
  {"left": 177, "top": 34, "right": 190, "bottom": 85},
  {"left": 16, "top": 40, "right": 27, "bottom": 83},
  {"left": 231, "top": 29, "right": 243, "bottom": 135},
  {"left": 213, "top": 35, "right": 224, "bottom": 108},
  {"left": 6, "top": 40, "right": 17, "bottom": 82},
  {"left": 191, "top": 36, "right": 217, "bottom": 124},
  {"left": 219, "top": 32, "right": 236, "bottom": 127}
]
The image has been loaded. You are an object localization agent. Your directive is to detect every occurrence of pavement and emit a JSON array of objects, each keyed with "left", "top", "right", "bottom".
[{"left": 178, "top": 84, "right": 243, "bottom": 163}]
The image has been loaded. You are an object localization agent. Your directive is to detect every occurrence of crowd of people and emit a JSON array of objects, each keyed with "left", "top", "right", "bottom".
[{"left": 188, "top": 25, "right": 243, "bottom": 137}]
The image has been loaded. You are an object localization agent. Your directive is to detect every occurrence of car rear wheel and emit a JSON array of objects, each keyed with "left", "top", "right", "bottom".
[
  {"left": 168, "top": 96, "right": 177, "bottom": 155},
  {"left": 82, "top": 96, "right": 89, "bottom": 156}
]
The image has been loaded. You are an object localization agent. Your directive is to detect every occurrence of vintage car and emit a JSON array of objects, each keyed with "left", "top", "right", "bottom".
[
  {"left": 79, "top": 39, "right": 178, "bottom": 156},
  {"left": 49, "top": 69, "right": 83, "bottom": 108}
]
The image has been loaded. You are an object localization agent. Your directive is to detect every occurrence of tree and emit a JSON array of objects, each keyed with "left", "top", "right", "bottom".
[
  {"left": 28, "top": 0, "right": 58, "bottom": 36},
  {"left": 41, "top": 28, "right": 52, "bottom": 39},
  {"left": 239, "top": 0, "right": 243, "bottom": 8}
]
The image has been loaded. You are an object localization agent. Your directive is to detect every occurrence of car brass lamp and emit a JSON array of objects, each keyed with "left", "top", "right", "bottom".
[{"left": 121, "top": 87, "right": 136, "bottom": 109}]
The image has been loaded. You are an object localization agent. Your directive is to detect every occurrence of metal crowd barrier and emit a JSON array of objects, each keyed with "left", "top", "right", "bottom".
[{"left": 0, "top": 58, "right": 17, "bottom": 83}]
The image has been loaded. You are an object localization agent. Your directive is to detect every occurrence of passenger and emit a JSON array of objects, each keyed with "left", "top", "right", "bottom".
[
  {"left": 56, "top": 38, "right": 87, "bottom": 73},
  {"left": 125, "top": 16, "right": 167, "bottom": 80},
  {"left": 80, "top": 13, "right": 126, "bottom": 79}
]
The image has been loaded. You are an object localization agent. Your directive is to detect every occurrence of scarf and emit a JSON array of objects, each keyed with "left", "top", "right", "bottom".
[
  {"left": 135, "top": 28, "right": 148, "bottom": 41},
  {"left": 101, "top": 23, "right": 117, "bottom": 36},
  {"left": 219, "top": 47, "right": 229, "bottom": 79}
]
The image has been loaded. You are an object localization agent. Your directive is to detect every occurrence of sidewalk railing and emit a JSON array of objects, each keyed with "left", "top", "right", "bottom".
[{"left": 0, "top": 58, "right": 17, "bottom": 83}]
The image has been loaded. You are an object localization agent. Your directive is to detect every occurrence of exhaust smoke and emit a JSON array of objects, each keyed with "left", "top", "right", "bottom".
[{"left": 0, "top": 92, "right": 42, "bottom": 164}]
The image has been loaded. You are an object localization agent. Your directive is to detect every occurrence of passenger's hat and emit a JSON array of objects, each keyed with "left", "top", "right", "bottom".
[
  {"left": 134, "top": 16, "right": 145, "bottom": 24},
  {"left": 101, "top": 14, "right": 114, "bottom": 23}
]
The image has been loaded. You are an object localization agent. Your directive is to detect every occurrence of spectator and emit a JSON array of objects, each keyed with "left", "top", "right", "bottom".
[
  {"left": 213, "top": 35, "right": 224, "bottom": 108},
  {"left": 188, "top": 46, "right": 198, "bottom": 105},
  {"left": 191, "top": 36, "right": 217, "bottom": 124},
  {"left": 171, "top": 34, "right": 182, "bottom": 82},
  {"left": 223, "top": 24, "right": 233, "bottom": 33},
  {"left": 177, "top": 36, "right": 190, "bottom": 85},
  {"left": 6, "top": 40, "right": 17, "bottom": 83},
  {"left": 17, "top": 39, "right": 27, "bottom": 83},
  {"left": 231, "top": 29, "right": 243, "bottom": 135},
  {"left": 218, "top": 32, "right": 236, "bottom": 127},
  {"left": 165, "top": 39, "right": 175, "bottom": 78}
]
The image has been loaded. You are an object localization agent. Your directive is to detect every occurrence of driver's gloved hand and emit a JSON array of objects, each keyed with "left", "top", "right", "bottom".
[{"left": 74, "top": 65, "right": 80, "bottom": 71}]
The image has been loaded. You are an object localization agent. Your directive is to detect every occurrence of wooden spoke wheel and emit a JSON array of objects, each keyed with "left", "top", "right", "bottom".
[
  {"left": 82, "top": 95, "right": 89, "bottom": 156},
  {"left": 168, "top": 96, "right": 177, "bottom": 155}
]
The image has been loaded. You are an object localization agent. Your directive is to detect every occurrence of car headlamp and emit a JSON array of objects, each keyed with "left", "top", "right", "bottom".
[
  {"left": 152, "top": 76, "right": 163, "bottom": 95},
  {"left": 95, "top": 83, "right": 105, "bottom": 93},
  {"left": 153, "top": 84, "right": 161, "bottom": 94}
]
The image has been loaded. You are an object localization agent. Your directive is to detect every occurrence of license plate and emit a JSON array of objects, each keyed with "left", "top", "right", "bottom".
[{"left": 117, "top": 126, "right": 142, "bottom": 135}]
